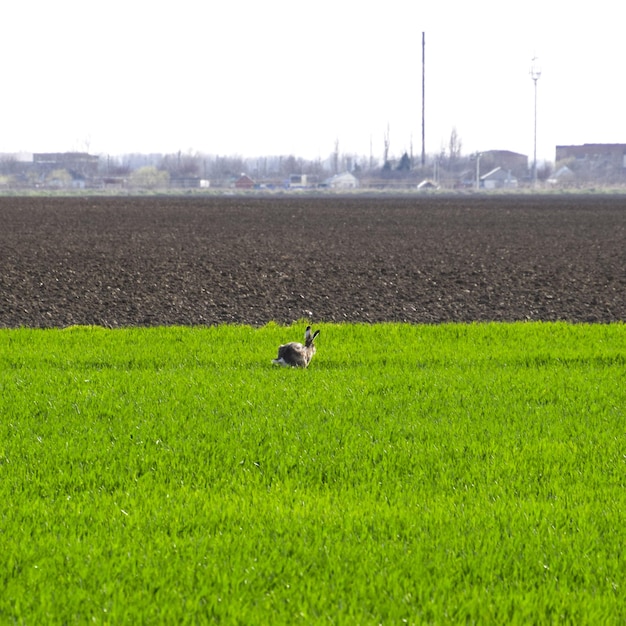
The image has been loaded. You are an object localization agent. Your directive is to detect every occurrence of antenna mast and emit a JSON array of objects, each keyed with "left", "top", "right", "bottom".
[{"left": 530, "top": 55, "right": 542, "bottom": 186}]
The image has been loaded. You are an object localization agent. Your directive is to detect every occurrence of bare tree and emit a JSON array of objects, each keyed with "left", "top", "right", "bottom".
[
  {"left": 159, "top": 151, "right": 202, "bottom": 177},
  {"left": 383, "top": 124, "right": 390, "bottom": 167},
  {"left": 333, "top": 138, "right": 339, "bottom": 174},
  {"left": 448, "top": 127, "right": 462, "bottom": 166}
]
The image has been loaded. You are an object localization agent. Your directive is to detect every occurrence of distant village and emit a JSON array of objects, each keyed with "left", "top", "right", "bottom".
[{"left": 1, "top": 143, "right": 625, "bottom": 191}]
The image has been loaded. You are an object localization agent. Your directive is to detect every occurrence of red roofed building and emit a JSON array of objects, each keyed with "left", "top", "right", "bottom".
[{"left": 234, "top": 173, "right": 255, "bottom": 189}]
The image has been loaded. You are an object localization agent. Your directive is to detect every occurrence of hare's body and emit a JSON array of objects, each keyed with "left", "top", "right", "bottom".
[{"left": 273, "top": 326, "right": 320, "bottom": 368}]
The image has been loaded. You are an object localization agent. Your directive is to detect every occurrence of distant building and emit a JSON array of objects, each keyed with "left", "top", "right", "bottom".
[
  {"left": 322, "top": 171, "right": 359, "bottom": 189},
  {"left": 234, "top": 173, "right": 255, "bottom": 189},
  {"left": 556, "top": 143, "right": 626, "bottom": 167},
  {"left": 417, "top": 179, "right": 439, "bottom": 190},
  {"left": 555, "top": 143, "right": 626, "bottom": 182},
  {"left": 33, "top": 152, "right": 99, "bottom": 178},
  {"left": 547, "top": 165, "right": 575, "bottom": 187},
  {"left": 170, "top": 177, "right": 205, "bottom": 189},
  {"left": 480, "top": 167, "right": 517, "bottom": 189},
  {"left": 480, "top": 150, "right": 528, "bottom": 179},
  {"left": 289, "top": 174, "right": 317, "bottom": 189}
]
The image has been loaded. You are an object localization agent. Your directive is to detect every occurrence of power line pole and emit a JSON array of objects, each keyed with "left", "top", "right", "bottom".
[{"left": 421, "top": 32, "right": 426, "bottom": 168}]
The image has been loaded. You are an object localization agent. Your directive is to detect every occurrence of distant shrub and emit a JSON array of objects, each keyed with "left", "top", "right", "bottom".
[{"left": 129, "top": 166, "right": 170, "bottom": 189}]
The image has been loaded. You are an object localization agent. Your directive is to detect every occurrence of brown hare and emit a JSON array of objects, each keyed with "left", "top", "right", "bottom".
[{"left": 272, "top": 326, "right": 320, "bottom": 368}]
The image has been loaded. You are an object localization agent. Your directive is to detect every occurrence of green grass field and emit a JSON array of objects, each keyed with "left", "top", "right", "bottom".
[{"left": 1, "top": 322, "right": 625, "bottom": 624}]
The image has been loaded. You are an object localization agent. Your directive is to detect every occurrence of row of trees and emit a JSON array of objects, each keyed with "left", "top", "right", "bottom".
[{"left": 101, "top": 127, "right": 557, "bottom": 187}]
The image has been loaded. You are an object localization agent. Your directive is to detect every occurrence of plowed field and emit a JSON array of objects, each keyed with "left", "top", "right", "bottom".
[{"left": 1, "top": 195, "right": 624, "bottom": 327}]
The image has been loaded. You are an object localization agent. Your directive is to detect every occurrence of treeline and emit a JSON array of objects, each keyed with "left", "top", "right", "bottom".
[
  {"left": 0, "top": 137, "right": 556, "bottom": 189},
  {"left": 105, "top": 148, "right": 539, "bottom": 186}
]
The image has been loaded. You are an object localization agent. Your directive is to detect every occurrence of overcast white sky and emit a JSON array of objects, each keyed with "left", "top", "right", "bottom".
[{"left": 1, "top": 1, "right": 623, "bottom": 164}]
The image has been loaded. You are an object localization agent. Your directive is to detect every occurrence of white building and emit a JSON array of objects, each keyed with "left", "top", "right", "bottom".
[
  {"left": 323, "top": 171, "right": 359, "bottom": 189},
  {"left": 480, "top": 167, "right": 517, "bottom": 189}
]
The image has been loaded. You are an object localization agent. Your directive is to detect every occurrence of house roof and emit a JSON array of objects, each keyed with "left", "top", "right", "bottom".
[
  {"left": 235, "top": 174, "right": 254, "bottom": 183},
  {"left": 481, "top": 166, "right": 517, "bottom": 181},
  {"left": 417, "top": 179, "right": 439, "bottom": 189},
  {"left": 323, "top": 171, "right": 358, "bottom": 185},
  {"left": 551, "top": 166, "right": 575, "bottom": 179},
  {"left": 329, "top": 171, "right": 357, "bottom": 181},
  {"left": 481, "top": 149, "right": 527, "bottom": 158},
  {"left": 556, "top": 143, "right": 626, "bottom": 150}
]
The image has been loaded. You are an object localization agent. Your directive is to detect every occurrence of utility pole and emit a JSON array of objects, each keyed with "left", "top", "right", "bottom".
[
  {"left": 530, "top": 56, "right": 542, "bottom": 187},
  {"left": 421, "top": 32, "right": 426, "bottom": 168}
]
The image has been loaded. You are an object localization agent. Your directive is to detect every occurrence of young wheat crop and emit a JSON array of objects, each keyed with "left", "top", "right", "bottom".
[{"left": 1, "top": 322, "right": 624, "bottom": 624}]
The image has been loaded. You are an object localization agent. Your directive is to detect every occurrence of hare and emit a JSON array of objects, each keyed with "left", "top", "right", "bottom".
[{"left": 272, "top": 326, "right": 320, "bottom": 368}]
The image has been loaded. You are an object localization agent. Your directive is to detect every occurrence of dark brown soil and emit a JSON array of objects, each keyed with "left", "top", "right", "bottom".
[{"left": 0, "top": 195, "right": 624, "bottom": 327}]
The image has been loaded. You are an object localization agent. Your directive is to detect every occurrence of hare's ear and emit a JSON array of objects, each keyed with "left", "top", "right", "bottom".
[
  {"left": 305, "top": 326, "right": 312, "bottom": 341},
  {"left": 312, "top": 330, "right": 320, "bottom": 341}
]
